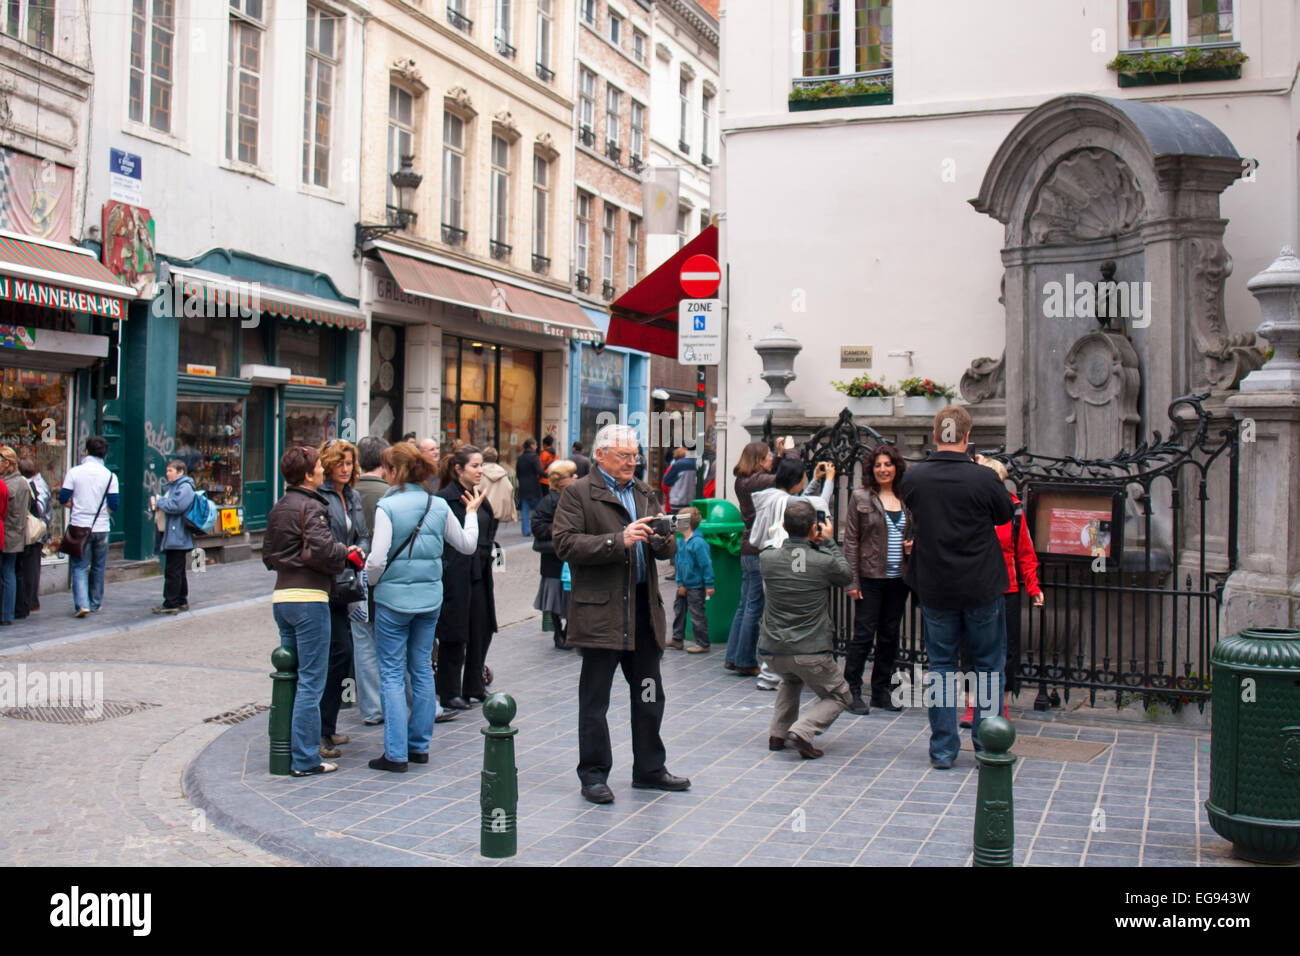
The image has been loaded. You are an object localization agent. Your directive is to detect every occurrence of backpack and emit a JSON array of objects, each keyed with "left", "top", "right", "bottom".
[{"left": 183, "top": 490, "right": 218, "bottom": 535}]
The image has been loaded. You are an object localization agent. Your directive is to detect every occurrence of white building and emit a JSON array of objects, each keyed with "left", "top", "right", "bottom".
[
  {"left": 717, "top": 0, "right": 1296, "bottom": 480},
  {"left": 646, "top": 0, "right": 719, "bottom": 269}
]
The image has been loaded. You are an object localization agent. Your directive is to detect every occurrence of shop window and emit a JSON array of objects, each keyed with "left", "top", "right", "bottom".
[
  {"left": 241, "top": 323, "right": 268, "bottom": 367},
  {"left": 285, "top": 403, "right": 337, "bottom": 450},
  {"left": 178, "top": 313, "right": 236, "bottom": 376},
  {"left": 578, "top": 346, "right": 624, "bottom": 453},
  {"left": 277, "top": 322, "right": 333, "bottom": 382},
  {"left": 497, "top": 347, "right": 536, "bottom": 466},
  {"left": 0, "top": 369, "right": 69, "bottom": 540},
  {"left": 369, "top": 323, "right": 404, "bottom": 442},
  {"left": 175, "top": 397, "right": 244, "bottom": 506},
  {"left": 440, "top": 336, "right": 538, "bottom": 467}
]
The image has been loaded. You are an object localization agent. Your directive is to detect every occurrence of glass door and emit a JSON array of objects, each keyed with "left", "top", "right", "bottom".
[{"left": 242, "top": 387, "right": 274, "bottom": 530}]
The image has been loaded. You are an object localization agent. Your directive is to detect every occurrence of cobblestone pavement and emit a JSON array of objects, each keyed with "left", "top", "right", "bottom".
[{"left": 1, "top": 535, "right": 1255, "bottom": 868}]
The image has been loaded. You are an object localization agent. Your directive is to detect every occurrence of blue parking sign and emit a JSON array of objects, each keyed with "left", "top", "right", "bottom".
[{"left": 693, "top": 315, "right": 706, "bottom": 331}]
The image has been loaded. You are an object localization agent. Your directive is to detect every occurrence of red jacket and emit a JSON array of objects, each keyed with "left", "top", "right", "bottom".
[{"left": 996, "top": 493, "right": 1041, "bottom": 596}]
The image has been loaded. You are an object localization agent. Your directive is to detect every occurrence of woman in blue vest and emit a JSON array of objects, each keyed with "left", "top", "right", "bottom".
[{"left": 363, "top": 441, "right": 483, "bottom": 772}]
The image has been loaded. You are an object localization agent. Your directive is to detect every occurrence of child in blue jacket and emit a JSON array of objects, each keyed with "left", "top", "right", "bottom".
[{"left": 670, "top": 507, "right": 714, "bottom": 653}]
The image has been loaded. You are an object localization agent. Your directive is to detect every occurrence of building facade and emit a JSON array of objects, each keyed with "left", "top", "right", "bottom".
[
  {"left": 718, "top": 0, "right": 1297, "bottom": 493},
  {"left": 358, "top": 0, "right": 625, "bottom": 468},
  {"left": 85, "top": 0, "right": 369, "bottom": 559}
]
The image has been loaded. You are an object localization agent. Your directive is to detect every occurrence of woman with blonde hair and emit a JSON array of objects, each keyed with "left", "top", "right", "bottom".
[
  {"left": 316, "top": 438, "right": 368, "bottom": 757},
  {"left": 531, "top": 458, "right": 578, "bottom": 649}
]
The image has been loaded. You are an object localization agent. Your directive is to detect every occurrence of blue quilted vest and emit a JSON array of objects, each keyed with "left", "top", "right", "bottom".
[{"left": 374, "top": 486, "right": 449, "bottom": 614}]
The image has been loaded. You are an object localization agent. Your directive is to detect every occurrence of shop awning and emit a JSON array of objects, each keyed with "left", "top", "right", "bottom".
[
  {"left": 160, "top": 264, "right": 366, "bottom": 331},
  {"left": 0, "top": 230, "right": 135, "bottom": 320},
  {"left": 375, "top": 247, "right": 603, "bottom": 343},
  {"left": 606, "top": 225, "right": 717, "bottom": 359},
  {"left": 581, "top": 305, "right": 610, "bottom": 335}
]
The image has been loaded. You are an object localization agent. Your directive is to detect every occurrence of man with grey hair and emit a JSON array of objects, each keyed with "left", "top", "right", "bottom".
[{"left": 554, "top": 423, "right": 689, "bottom": 804}]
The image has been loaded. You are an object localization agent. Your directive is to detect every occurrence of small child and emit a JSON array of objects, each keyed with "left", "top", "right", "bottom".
[{"left": 670, "top": 507, "right": 714, "bottom": 653}]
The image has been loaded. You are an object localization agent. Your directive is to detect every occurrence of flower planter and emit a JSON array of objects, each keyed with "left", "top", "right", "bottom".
[
  {"left": 844, "top": 396, "right": 894, "bottom": 417},
  {"left": 788, "top": 90, "right": 893, "bottom": 112},
  {"left": 902, "top": 396, "right": 950, "bottom": 417},
  {"left": 1116, "top": 65, "right": 1241, "bottom": 87}
]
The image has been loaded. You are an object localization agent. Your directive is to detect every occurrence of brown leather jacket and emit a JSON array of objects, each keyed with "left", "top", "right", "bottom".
[
  {"left": 842, "top": 488, "right": 913, "bottom": 581},
  {"left": 553, "top": 471, "right": 676, "bottom": 651},
  {"left": 262, "top": 486, "right": 348, "bottom": 591}
]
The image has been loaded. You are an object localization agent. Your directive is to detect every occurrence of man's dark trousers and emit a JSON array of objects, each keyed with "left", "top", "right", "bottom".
[{"left": 577, "top": 585, "right": 667, "bottom": 785}]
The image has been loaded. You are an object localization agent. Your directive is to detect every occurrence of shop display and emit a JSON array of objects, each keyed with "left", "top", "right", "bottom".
[
  {"left": 285, "top": 404, "right": 337, "bottom": 450},
  {"left": 0, "top": 368, "right": 69, "bottom": 544},
  {"left": 176, "top": 398, "right": 244, "bottom": 506}
]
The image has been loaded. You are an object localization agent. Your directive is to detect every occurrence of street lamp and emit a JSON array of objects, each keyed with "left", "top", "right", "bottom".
[{"left": 354, "top": 155, "right": 423, "bottom": 253}]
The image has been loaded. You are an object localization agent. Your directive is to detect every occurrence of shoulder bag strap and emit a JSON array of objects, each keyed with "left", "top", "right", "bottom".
[
  {"left": 87, "top": 478, "right": 111, "bottom": 527},
  {"left": 372, "top": 492, "right": 435, "bottom": 588}
]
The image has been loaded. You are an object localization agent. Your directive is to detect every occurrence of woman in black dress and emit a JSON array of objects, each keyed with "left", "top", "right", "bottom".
[{"left": 435, "top": 445, "right": 499, "bottom": 709}]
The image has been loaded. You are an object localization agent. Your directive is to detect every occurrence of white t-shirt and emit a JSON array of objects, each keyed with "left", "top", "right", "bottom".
[{"left": 62, "top": 457, "right": 119, "bottom": 533}]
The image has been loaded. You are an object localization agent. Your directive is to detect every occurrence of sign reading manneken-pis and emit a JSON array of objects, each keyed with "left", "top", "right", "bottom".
[{"left": 678, "top": 299, "right": 721, "bottom": 365}]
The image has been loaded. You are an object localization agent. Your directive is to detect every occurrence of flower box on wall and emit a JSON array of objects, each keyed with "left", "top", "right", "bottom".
[
  {"left": 902, "top": 396, "right": 950, "bottom": 417},
  {"left": 789, "top": 90, "right": 893, "bottom": 111},
  {"left": 845, "top": 396, "right": 895, "bottom": 417},
  {"left": 1116, "top": 65, "right": 1242, "bottom": 87}
]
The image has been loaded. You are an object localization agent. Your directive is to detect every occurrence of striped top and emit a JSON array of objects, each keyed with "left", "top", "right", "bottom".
[{"left": 885, "top": 509, "right": 906, "bottom": 578}]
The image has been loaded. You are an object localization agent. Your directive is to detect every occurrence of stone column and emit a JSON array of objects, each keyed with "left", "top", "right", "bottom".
[{"left": 1222, "top": 247, "right": 1300, "bottom": 633}]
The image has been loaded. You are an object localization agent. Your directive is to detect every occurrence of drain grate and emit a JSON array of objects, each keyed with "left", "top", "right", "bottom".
[
  {"left": 0, "top": 700, "right": 160, "bottom": 725},
  {"left": 204, "top": 702, "right": 269, "bottom": 726}
]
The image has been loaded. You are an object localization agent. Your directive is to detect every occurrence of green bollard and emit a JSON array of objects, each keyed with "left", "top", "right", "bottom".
[
  {"left": 268, "top": 646, "right": 298, "bottom": 776},
  {"left": 479, "top": 692, "right": 519, "bottom": 858},
  {"left": 972, "top": 715, "right": 1017, "bottom": 867}
]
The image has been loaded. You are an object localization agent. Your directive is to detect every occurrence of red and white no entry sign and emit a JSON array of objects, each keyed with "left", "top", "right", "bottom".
[{"left": 679, "top": 254, "right": 721, "bottom": 298}]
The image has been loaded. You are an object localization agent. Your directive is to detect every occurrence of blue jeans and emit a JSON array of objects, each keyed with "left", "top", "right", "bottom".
[
  {"left": 350, "top": 616, "right": 383, "bottom": 723},
  {"left": 374, "top": 603, "right": 439, "bottom": 761},
  {"left": 521, "top": 497, "right": 541, "bottom": 536},
  {"left": 724, "top": 554, "right": 765, "bottom": 668},
  {"left": 70, "top": 531, "right": 109, "bottom": 613},
  {"left": 273, "top": 601, "right": 332, "bottom": 773},
  {"left": 0, "top": 552, "right": 17, "bottom": 623},
  {"left": 920, "top": 597, "right": 1006, "bottom": 766}
]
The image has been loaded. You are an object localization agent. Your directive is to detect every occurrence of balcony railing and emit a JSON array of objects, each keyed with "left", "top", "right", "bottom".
[
  {"left": 576, "top": 272, "right": 591, "bottom": 293},
  {"left": 494, "top": 35, "right": 516, "bottom": 59},
  {"left": 605, "top": 141, "right": 621, "bottom": 163},
  {"left": 678, "top": 139, "right": 691, "bottom": 155},
  {"left": 701, "top": 153, "right": 711, "bottom": 166},
  {"left": 489, "top": 239, "right": 512, "bottom": 261},
  {"left": 441, "top": 223, "right": 467, "bottom": 246},
  {"left": 532, "top": 253, "right": 551, "bottom": 274},
  {"left": 629, "top": 154, "right": 644, "bottom": 173},
  {"left": 601, "top": 279, "right": 615, "bottom": 300},
  {"left": 446, "top": 5, "right": 472, "bottom": 32},
  {"left": 579, "top": 126, "right": 595, "bottom": 148},
  {"left": 536, "top": 62, "right": 554, "bottom": 83}
]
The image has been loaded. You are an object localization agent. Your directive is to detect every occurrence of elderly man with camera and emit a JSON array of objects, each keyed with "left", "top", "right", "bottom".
[
  {"left": 553, "top": 423, "right": 691, "bottom": 804},
  {"left": 758, "top": 499, "right": 856, "bottom": 758}
]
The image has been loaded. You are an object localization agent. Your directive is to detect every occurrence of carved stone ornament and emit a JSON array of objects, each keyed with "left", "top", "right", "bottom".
[
  {"left": 1063, "top": 330, "right": 1141, "bottom": 458},
  {"left": 492, "top": 110, "right": 521, "bottom": 142},
  {"left": 534, "top": 132, "right": 560, "bottom": 161},
  {"left": 960, "top": 353, "right": 1006, "bottom": 403},
  {"left": 1187, "top": 236, "right": 1266, "bottom": 389},
  {"left": 391, "top": 58, "right": 428, "bottom": 94},
  {"left": 1028, "top": 149, "right": 1145, "bottom": 245},
  {"left": 445, "top": 85, "right": 476, "bottom": 118}
]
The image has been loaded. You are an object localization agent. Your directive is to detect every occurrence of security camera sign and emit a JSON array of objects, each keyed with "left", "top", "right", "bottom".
[{"left": 678, "top": 299, "right": 720, "bottom": 365}]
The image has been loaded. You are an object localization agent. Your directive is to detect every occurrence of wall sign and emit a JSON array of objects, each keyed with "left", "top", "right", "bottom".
[{"left": 840, "top": 346, "right": 873, "bottom": 368}]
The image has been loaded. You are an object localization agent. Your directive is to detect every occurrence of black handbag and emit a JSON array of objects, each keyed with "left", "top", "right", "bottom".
[{"left": 333, "top": 566, "right": 367, "bottom": 605}]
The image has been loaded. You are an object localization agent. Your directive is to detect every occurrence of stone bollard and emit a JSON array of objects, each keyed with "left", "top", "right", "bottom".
[
  {"left": 268, "top": 646, "right": 298, "bottom": 776},
  {"left": 479, "top": 692, "right": 519, "bottom": 859},
  {"left": 972, "top": 715, "right": 1017, "bottom": 867}
]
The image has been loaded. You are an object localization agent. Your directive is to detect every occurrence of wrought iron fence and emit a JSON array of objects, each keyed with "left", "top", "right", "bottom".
[{"left": 776, "top": 392, "right": 1238, "bottom": 711}]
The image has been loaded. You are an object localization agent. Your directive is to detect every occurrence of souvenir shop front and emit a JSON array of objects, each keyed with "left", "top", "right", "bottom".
[
  {"left": 0, "top": 231, "right": 135, "bottom": 568},
  {"left": 115, "top": 249, "right": 361, "bottom": 561}
]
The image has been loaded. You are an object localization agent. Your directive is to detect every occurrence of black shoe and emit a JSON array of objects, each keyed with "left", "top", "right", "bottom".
[
  {"left": 434, "top": 710, "right": 459, "bottom": 723},
  {"left": 444, "top": 697, "right": 472, "bottom": 710},
  {"left": 409, "top": 752, "right": 429, "bottom": 764},
  {"left": 368, "top": 755, "right": 409, "bottom": 773},
  {"left": 768, "top": 736, "right": 786, "bottom": 751},
  {"left": 581, "top": 782, "right": 615, "bottom": 804},
  {"left": 848, "top": 695, "right": 870, "bottom": 715},
  {"left": 631, "top": 770, "right": 691, "bottom": 792},
  {"left": 554, "top": 632, "right": 571, "bottom": 650},
  {"left": 871, "top": 695, "right": 904, "bottom": 712}
]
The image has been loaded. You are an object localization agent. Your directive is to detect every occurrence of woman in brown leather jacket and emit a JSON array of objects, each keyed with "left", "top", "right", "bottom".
[
  {"left": 262, "top": 445, "right": 356, "bottom": 776},
  {"left": 842, "top": 445, "right": 914, "bottom": 716}
]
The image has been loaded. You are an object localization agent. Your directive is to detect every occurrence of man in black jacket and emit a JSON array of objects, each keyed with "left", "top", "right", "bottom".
[
  {"left": 900, "top": 405, "right": 1013, "bottom": 769},
  {"left": 516, "top": 439, "right": 543, "bottom": 536}
]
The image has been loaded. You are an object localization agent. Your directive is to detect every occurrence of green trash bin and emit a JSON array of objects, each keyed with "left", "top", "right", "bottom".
[
  {"left": 1205, "top": 626, "right": 1300, "bottom": 864},
  {"left": 681, "top": 498, "right": 745, "bottom": 644}
]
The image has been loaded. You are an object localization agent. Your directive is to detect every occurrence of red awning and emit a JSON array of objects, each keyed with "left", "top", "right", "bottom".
[
  {"left": 606, "top": 225, "right": 716, "bottom": 359},
  {"left": 0, "top": 230, "right": 135, "bottom": 320}
]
